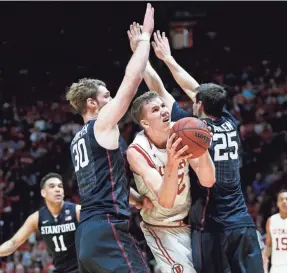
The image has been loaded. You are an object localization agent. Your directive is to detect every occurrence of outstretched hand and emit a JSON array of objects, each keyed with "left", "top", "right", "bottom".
[
  {"left": 128, "top": 3, "right": 154, "bottom": 52},
  {"left": 151, "top": 30, "right": 171, "bottom": 60},
  {"left": 142, "top": 3, "right": 154, "bottom": 37},
  {"left": 127, "top": 22, "right": 142, "bottom": 52}
]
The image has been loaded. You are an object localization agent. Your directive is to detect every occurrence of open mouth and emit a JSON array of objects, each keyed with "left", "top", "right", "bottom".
[{"left": 163, "top": 116, "right": 170, "bottom": 122}]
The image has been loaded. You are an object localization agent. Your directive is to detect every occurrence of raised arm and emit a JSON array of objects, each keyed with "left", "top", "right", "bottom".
[
  {"left": 263, "top": 217, "right": 272, "bottom": 273},
  {"left": 152, "top": 30, "right": 200, "bottom": 100},
  {"left": 0, "top": 211, "right": 38, "bottom": 256},
  {"left": 96, "top": 4, "right": 154, "bottom": 129},
  {"left": 127, "top": 23, "right": 175, "bottom": 113},
  {"left": 127, "top": 134, "right": 191, "bottom": 208}
]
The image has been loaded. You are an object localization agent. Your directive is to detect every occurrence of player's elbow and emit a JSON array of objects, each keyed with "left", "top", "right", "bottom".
[
  {"left": 199, "top": 179, "right": 215, "bottom": 188},
  {"left": 125, "top": 69, "right": 144, "bottom": 83},
  {"left": 199, "top": 173, "right": 216, "bottom": 188},
  {"left": 158, "top": 195, "right": 175, "bottom": 209},
  {"left": 198, "top": 169, "right": 216, "bottom": 188}
]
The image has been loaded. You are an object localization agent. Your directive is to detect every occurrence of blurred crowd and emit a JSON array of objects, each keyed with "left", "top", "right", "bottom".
[
  {"left": 0, "top": 2, "right": 286, "bottom": 273},
  {"left": 0, "top": 55, "right": 286, "bottom": 273}
]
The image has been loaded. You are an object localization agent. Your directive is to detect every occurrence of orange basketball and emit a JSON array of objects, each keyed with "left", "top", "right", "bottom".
[{"left": 171, "top": 117, "right": 211, "bottom": 158}]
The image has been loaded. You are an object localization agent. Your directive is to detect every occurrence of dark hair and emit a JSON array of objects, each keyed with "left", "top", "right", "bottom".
[
  {"left": 130, "top": 91, "right": 160, "bottom": 125},
  {"left": 40, "top": 173, "right": 63, "bottom": 189},
  {"left": 195, "top": 83, "right": 227, "bottom": 117},
  {"left": 277, "top": 189, "right": 287, "bottom": 198}
]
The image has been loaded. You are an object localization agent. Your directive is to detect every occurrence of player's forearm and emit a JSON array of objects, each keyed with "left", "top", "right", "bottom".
[
  {"left": 0, "top": 240, "right": 17, "bottom": 256},
  {"left": 158, "top": 163, "right": 179, "bottom": 208},
  {"left": 144, "top": 61, "right": 166, "bottom": 95},
  {"left": 124, "top": 35, "right": 151, "bottom": 95},
  {"left": 197, "top": 151, "right": 216, "bottom": 187},
  {"left": 163, "top": 55, "right": 199, "bottom": 99},
  {"left": 263, "top": 246, "right": 271, "bottom": 273}
]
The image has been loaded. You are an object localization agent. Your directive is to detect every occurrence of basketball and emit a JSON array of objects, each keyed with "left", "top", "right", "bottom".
[{"left": 171, "top": 117, "right": 212, "bottom": 158}]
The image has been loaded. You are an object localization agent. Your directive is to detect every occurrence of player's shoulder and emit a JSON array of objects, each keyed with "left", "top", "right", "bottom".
[
  {"left": 129, "top": 130, "right": 150, "bottom": 151},
  {"left": 39, "top": 205, "right": 48, "bottom": 214},
  {"left": 27, "top": 210, "right": 39, "bottom": 229},
  {"left": 71, "top": 122, "right": 92, "bottom": 146},
  {"left": 171, "top": 101, "right": 194, "bottom": 122},
  {"left": 221, "top": 109, "right": 238, "bottom": 125},
  {"left": 270, "top": 213, "right": 281, "bottom": 221},
  {"left": 266, "top": 214, "right": 280, "bottom": 228},
  {"left": 63, "top": 201, "right": 77, "bottom": 210},
  {"left": 127, "top": 131, "right": 156, "bottom": 167}
]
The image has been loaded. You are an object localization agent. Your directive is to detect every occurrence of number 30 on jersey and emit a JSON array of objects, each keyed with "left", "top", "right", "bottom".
[{"left": 72, "top": 138, "right": 89, "bottom": 172}]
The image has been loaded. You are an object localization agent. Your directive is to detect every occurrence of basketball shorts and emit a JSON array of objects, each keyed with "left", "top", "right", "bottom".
[
  {"left": 191, "top": 229, "right": 218, "bottom": 273},
  {"left": 140, "top": 221, "right": 196, "bottom": 273},
  {"left": 75, "top": 215, "right": 150, "bottom": 273},
  {"left": 215, "top": 227, "right": 264, "bottom": 273}
]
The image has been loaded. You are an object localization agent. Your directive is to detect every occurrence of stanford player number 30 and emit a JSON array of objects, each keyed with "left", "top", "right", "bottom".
[
  {"left": 72, "top": 138, "right": 89, "bottom": 172},
  {"left": 213, "top": 131, "right": 239, "bottom": 161}
]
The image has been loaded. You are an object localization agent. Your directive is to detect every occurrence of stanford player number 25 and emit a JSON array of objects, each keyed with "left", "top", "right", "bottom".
[
  {"left": 213, "top": 131, "right": 239, "bottom": 161},
  {"left": 72, "top": 138, "right": 89, "bottom": 172}
]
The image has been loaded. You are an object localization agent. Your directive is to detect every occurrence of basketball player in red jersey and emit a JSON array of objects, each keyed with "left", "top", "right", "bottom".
[{"left": 264, "top": 189, "right": 287, "bottom": 273}]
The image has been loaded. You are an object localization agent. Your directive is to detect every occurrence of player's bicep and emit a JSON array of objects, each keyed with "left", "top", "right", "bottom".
[
  {"left": 222, "top": 109, "right": 238, "bottom": 126},
  {"left": 127, "top": 147, "right": 162, "bottom": 197},
  {"left": 97, "top": 75, "right": 141, "bottom": 129},
  {"left": 12, "top": 212, "right": 38, "bottom": 247}
]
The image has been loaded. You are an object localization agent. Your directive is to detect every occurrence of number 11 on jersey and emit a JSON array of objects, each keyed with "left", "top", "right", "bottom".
[{"left": 52, "top": 235, "right": 67, "bottom": 252}]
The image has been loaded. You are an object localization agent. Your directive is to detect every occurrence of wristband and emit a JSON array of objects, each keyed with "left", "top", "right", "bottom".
[
  {"left": 139, "top": 32, "right": 151, "bottom": 42},
  {"left": 163, "top": 54, "right": 174, "bottom": 63}
]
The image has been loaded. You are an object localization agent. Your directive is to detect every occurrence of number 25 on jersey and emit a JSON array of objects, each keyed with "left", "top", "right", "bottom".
[{"left": 213, "top": 131, "right": 239, "bottom": 161}]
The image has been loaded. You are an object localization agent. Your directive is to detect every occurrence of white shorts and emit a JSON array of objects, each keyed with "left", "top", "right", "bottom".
[
  {"left": 270, "top": 265, "right": 287, "bottom": 273},
  {"left": 140, "top": 222, "right": 196, "bottom": 273}
]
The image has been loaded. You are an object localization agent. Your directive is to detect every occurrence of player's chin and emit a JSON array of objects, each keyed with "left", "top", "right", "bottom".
[
  {"left": 162, "top": 121, "right": 170, "bottom": 129},
  {"left": 54, "top": 196, "right": 63, "bottom": 203}
]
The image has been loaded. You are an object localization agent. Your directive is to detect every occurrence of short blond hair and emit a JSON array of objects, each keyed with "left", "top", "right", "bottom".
[
  {"left": 66, "top": 78, "right": 106, "bottom": 114},
  {"left": 130, "top": 91, "right": 160, "bottom": 125}
]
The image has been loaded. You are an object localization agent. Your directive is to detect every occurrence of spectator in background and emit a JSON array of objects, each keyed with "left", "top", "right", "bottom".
[
  {"left": 252, "top": 173, "right": 269, "bottom": 197},
  {"left": 0, "top": 5, "right": 286, "bottom": 271}
]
